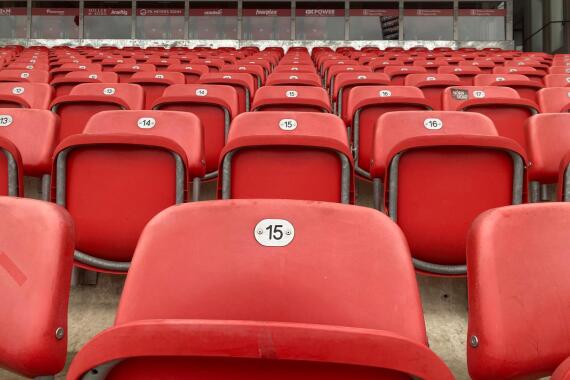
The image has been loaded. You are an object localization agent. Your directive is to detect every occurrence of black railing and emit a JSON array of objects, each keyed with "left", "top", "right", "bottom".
[{"left": 523, "top": 20, "right": 569, "bottom": 44}]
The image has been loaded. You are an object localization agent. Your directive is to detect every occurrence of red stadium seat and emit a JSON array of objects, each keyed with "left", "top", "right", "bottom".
[
  {"left": 332, "top": 72, "right": 390, "bottom": 117},
  {"left": 251, "top": 86, "right": 331, "bottom": 113},
  {"left": 345, "top": 86, "right": 431, "bottom": 177},
  {"left": 369, "top": 60, "right": 406, "bottom": 73},
  {"left": 166, "top": 64, "right": 209, "bottom": 84},
  {"left": 67, "top": 199, "right": 453, "bottom": 380},
  {"left": 111, "top": 63, "right": 156, "bottom": 83},
  {"left": 384, "top": 66, "right": 428, "bottom": 85},
  {"left": 553, "top": 357, "right": 570, "bottom": 380},
  {"left": 467, "top": 203, "right": 570, "bottom": 379},
  {"left": 53, "top": 110, "right": 205, "bottom": 273},
  {"left": 0, "top": 135, "right": 23, "bottom": 196},
  {"left": 0, "top": 70, "right": 50, "bottom": 84},
  {"left": 199, "top": 72, "right": 256, "bottom": 113},
  {"left": 473, "top": 73, "right": 543, "bottom": 103},
  {"left": 188, "top": 58, "right": 224, "bottom": 72},
  {"left": 493, "top": 66, "right": 545, "bottom": 84},
  {"left": 459, "top": 60, "right": 495, "bottom": 74},
  {"left": 51, "top": 71, "right": 119, "bottom": 97},
  {"left": 101, "top": 57, "right": 136, "bottom": 72},
  {"left": 404, "top": 74, "right": 462, "bottom": 110},
  {"left": 221, "top": 64, "right": 266, "bottom": 89},
  {"left": 544, "top": 74, "right": 570, "bottom": 87},
  {"left": 0, "top": 83, "right": 53, "bottom": 109},
  {"left": 526, "top": 113, "right": 570, "bottom": 201},
  {"left": 326, "top": 65, "right": 371, "bottom": 90},
  {"left": 266, "top": 72, "right": 322, "bottom": 88},
  {"left": 439, "top": 66, "right": 482, "bottom": 85},
  {"left": 0, "top": 197, "right": 74, "bottom": 378},
  {"left": 538, "top": 87, "right": 570, "bottom": 113},
  {"left": 370, "top": 111, "right": 525, "bottom": 275},
  {"left": 152, "top": 84, "right": 239, "bottom": 178},
  {"left": 274, "top": 64, "right": 317, "bottom": 74},
  {"left": 505, "top": 59, "right": 549, "bottom": 74},
  {"left": 127, "top": 71, "right": 186, "bottom": 110},
  {"left": 50, "top": 63, "right": 102, "bottom": 80},
  {"left": 549, "top": 66, "right": 570, "bottom": 75},
  {"left": 7, "top": 62, "right": 50, "bottom": 71},
  {"left": 219, "top": 112, "right": 353, "bottom": 203},
  {"left": 146, "top": 57, "right": 181, "bottom": 70},
  {"left": 443, "top": 86, "right": 539, "bottom": 153},
  {"left": 50, "top": 83, "right": 145, "bottom": 143},
  {"left": 0, "top": 109, "right": 58, "bottom": 198},
  {"left": 413, "top": 60, "right": 449, "bottom": 73}
]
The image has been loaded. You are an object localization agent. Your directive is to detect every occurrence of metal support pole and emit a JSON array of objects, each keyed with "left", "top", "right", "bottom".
[
  {"left": 398, "top": 0, "right": 404, "bottom": 41},
  {"left": 344, "top": 0, "right": 349, "bottom": 41},
  {"left": 79, "top": 0, "right": 84, "bottom": 40}
]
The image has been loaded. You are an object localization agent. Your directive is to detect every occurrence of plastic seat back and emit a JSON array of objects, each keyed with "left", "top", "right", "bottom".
[
  {"left": 50, "top": 63, "right": 102, "bottom": 80},
  {"left": 526, "top": 113, "right": 570, "bottom": 186},
  {"left": 439, "top": 66, "right": 482, "bottom": 85},
  {"left": 345, "top": 86, "right": 431, "bottom": 177},
  {"left": 493, "top": 66, "right": 545, "bottom": 84},
  {"left": 221, "top": 64, "right": 266, "bottom": 89},
  {"left": 166, "top": 64, "right": 209, "bottom": 84},
  {"left": 0, "top": 82, "right": 53, "bottom": 109},
  {"left": 266, "top": 72, "right": 322, "bottom": 88},
  {"left": 370, "top": 111, "right": 525, "bottom": 275},
  {"left": 467, "top": 203, "right": 570, "bottom": 379},
  {"left": 199, "top": 72, "right": 255, "bottom": 113},
  {"left": 146, "top": 57, "right": 181, "bottom": 70},
  {"left": 53, "top": 110, "right": 205, "bottom": 273},
  {"left": 0, "top": 70, "right": 50, "bottom": 83},
  {"left": 51, "top": 83, "right": 145, "bottom": 143},
  {"left": 443, "top": 86, "right": 539, "bottom": 153},
  {"left": 127, "top": 71, "right": 186, "bottom": 109},
  {"left": 252, "top": 86, "right": 331, "bottom": 113},
  {"left": 549, "top": 66, "right": 570, "bottom": 75},
  {"left": 51, "top": 71, "right": 119, "bottom": 97},
  {"left": 474, "top": 73, "right": 543, "bottom": 102},
  {"left": 67, "top": 199, "right": 453, "bottom": 380},
  {"left": 333, "top": 72, "right": 390, "bottom": 118},
  {"left": 0, "top": 197, "right": 74, "bottom": 378},
  {"left": 384, "top": 66, "right": 428, "bottom": 85},
  {"left": 152, "top": 84, "right": 238, "bottom": 177},
  {"left": 545, "top": 74, "right": 570, "bottom": 87},
  {"left": 404, "top": 74, "right": 462, "bottom": 110},
  {"left": 111, "top": 63, "right": 156, "bottom": 83},
  {"left": 0, "top": 109, "right": 58, "bottom": 177},
  {"left": 219, "top": 112, "right": 353, "bottom": 203},
  {"left": 538, "top": 87, "right": 570, "bottom": 113}
]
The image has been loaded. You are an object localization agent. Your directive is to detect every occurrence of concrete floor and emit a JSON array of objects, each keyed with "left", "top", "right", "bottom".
[{"left": 1, "top": 178, "right": 470, "bottom": 379}]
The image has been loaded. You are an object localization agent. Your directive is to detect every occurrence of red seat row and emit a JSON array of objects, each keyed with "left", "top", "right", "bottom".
[{"left": 1, "top": 197, "right": 569, "bottom": 379}]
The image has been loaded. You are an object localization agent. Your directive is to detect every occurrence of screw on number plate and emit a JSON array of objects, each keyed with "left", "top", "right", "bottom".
[{"left": 257, "top": 229, "right": 264, "bottom": 235}]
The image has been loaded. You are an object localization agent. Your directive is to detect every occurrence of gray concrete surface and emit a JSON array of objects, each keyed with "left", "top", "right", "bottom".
[{"left": 0, "top": 178, "right": 470, "bottom": 379}]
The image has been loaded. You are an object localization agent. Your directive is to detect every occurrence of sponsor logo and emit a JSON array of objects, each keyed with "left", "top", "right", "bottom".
[{"left": 256, "top": 9, "right": 277, "bottom": 16}]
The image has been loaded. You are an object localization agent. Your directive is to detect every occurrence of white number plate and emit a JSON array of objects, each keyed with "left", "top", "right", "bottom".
[{"left": 254, "top": 219, "right": 295, "bottom": 247}]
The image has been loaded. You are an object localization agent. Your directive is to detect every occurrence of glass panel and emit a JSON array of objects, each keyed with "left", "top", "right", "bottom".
[
  {"left": 0, "top": 1, "right": 27, "bottom": 38},
  {"left": 403, "top": 1, "right": 453, "bottom": 40},
  {"left": 32, "top": 0, "right": 79, "bottom": 39},
  {"left": 349, "top": 1, "right": 399, "bottom": 40},
  {"left": 242, "top": 1, "right": 291, "bottom": 40},
  {"left": 136, "top": 0, "right": 184, "bottom": 39},
  {"left": 296, "top": 1, "right": 345, "bottom": 40},
  {"left": 549, "top": 0, "right": 564, "bottom": 52},
  {"left": 84, "top": 1, "right": 131, "bottom": 39},
  {"left": 189, "top": 1, "right": 237, "bottom": 39},
  {"left": 458, "top": 1, "right": 505, "bottom": 41}
]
